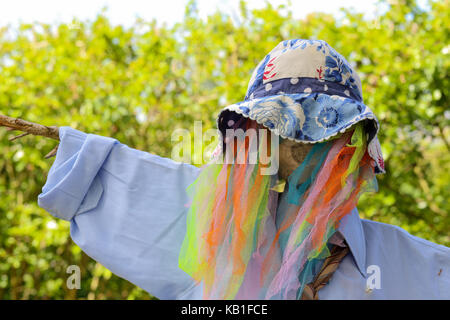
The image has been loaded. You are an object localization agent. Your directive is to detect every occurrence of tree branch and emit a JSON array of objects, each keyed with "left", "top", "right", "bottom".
[
  {"left": 44, "top": 145, "right": 59, "bottom": 159},
  {"left": 8, "top": 132, "right": 30, "bottom": 141},
  {"left": 0, "top": 114, "right": 59, "bottom": 141},
  {"left": 0, "top": 113, "right": 60, "bottom": 158}
]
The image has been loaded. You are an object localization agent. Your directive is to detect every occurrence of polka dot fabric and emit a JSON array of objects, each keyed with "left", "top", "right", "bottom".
[{"left": 217, "top": 39, "right": 385, "bottom": 174}]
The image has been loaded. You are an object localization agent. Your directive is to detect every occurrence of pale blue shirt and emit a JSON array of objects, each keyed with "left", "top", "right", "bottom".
[{"left": 38, "top": 127, "right": 450, "bottom": 300}]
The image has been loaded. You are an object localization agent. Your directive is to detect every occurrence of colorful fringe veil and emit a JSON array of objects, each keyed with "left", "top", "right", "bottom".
[{"left": 178, "top": 119, "right": 377, "bottom": 299}]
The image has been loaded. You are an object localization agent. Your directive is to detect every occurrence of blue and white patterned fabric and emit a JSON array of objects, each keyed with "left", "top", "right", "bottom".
[{"left": 217, "top": 39, "right": 385, "bottom": 174}]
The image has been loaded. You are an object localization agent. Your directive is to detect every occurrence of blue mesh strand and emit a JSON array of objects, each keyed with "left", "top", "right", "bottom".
[
  {"left": 371, "top": 176, "right": 379, "bottom": 192},
  {"left": 287, "top": 142, "right": 333, "bottom": 205}
]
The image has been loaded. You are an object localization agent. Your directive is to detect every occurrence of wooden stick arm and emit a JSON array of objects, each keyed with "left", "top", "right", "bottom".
[
  {"left": 0, "top": 114, "right": 59, "bottom": 140},
  {"left": 0, "top": 114, "right": 60, "bottom": 158}
]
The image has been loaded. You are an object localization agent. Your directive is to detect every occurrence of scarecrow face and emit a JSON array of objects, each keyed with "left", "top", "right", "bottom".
[
  {"left": 250, "top": 120, "right": 314, "bottom": 180},
  {"left": 278, "top": 139, "right": 314, "bottom": 181}
]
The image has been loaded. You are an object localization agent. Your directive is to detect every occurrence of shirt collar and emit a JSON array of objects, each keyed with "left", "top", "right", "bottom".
[{"left": 336, "top": 207, "right": 367, "bottom": 278}]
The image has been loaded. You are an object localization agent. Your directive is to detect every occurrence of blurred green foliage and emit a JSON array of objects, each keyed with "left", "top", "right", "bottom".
[{"left": 0, "top": 0, "right": 448, "bottom": 299}]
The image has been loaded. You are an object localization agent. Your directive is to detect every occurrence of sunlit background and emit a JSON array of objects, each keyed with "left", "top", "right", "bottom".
[{"left": 1, "top": 0, "right": 386, "bottom": 26}]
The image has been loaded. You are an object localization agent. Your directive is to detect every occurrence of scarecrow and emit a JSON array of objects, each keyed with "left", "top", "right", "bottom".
[{"left": 1, "top": 39, "right": 448, "bottom": 299}]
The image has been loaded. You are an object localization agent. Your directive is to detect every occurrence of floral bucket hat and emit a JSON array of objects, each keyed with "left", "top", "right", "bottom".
[{"left": 216, "top": 39, "right": 385, "bottom": 174}]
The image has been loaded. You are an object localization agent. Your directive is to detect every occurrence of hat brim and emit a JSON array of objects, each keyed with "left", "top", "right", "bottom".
[{"left": 217, "top": 92, "right": 385, "bottom": 174}]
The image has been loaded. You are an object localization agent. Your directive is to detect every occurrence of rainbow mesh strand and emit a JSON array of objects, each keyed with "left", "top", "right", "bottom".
[{"left": 178, "top": 122, "right": 377, "bottom": 299}]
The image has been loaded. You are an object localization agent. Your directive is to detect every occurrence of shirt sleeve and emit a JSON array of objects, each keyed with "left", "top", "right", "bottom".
[{"left": 37, "top": 126, "right": 201, "bottom": 300}]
